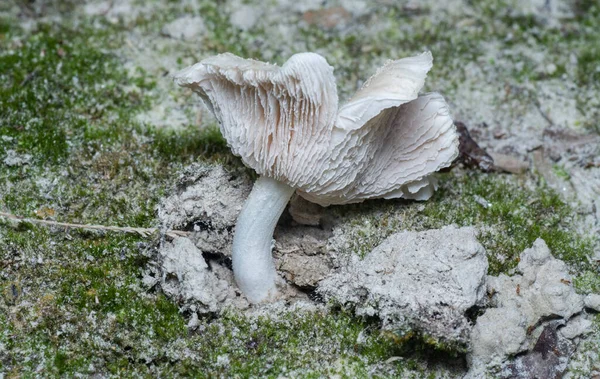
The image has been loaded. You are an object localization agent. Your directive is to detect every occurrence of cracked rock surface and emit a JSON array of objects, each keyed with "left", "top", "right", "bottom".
[
  {"left": 467, "top": 239, "right": 591, "bottom": 378},
  {"left": 318, "top": 226, "right": 488, "bottom": 346},
  {"left": 149, "top": 237, "right": 248, "bottom": 314},
  {"left": 157, "top": 163, "right": 252, "bottom": 256}
]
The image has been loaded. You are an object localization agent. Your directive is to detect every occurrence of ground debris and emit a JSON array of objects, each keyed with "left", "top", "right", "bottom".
[{"left": 455, "top": 121, "right": 494, "bottom": 172}]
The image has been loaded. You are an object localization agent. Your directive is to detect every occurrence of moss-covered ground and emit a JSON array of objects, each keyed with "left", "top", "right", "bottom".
[{"left": 1, "top": 0, "right": 599, "bottom": 377}]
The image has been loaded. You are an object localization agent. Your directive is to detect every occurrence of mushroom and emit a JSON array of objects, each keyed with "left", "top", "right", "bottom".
[{"left": 174, "top": 51, "right": 459, "bottom": 303}]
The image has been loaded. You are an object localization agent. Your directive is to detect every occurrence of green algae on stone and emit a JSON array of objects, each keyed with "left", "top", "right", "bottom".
[{"left": 423, "top": 173, "right": 595, "bottom": 275}]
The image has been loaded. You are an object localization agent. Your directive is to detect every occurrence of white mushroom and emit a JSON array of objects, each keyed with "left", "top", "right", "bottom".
[{"left": 174, "top": 51, "right": 459, "bottom": 304}]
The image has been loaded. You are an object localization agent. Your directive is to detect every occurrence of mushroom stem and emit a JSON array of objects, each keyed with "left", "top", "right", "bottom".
[{"left": 232, "top": 176, "right": 295, "bottom": 303}]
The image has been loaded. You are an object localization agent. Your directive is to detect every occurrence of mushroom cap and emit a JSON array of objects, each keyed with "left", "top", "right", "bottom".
[{"left": 174, "top": 52, "right": 458, "bottom": 206}]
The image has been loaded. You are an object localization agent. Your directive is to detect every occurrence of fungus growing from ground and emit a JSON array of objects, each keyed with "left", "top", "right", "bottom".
[{"left": 174, "top": 51, "right": 459, "bottom": 303}]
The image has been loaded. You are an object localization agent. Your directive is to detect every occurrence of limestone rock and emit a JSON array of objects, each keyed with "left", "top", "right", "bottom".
[
  {"left": 487, "top": 239, "right": 584, "bottom": 326},
  {"left": 470, "top": 307, "right": 528, "bottom": 368},
  {"left": 318, "top": 226, "right": 488, "bottom": 346},
  {"left": 157, "top": 163, "right": 252, "bottom": 256},
  {"left": 467, "top": 239, "right": 588, "bottom": 377},
  {"left": 158, "top": 237, "right": 248, "bottom": 313},
  {"left": 584, "top": 293, "right": 600, "bottom": 312}
]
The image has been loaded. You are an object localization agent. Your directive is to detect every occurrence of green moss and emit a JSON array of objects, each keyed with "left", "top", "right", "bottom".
[
  {"left": 0, "top": 217, "right": 433, "bottom": 376},
  {"left": 574, "top": 270, "right": 600, "bottom": 294},
  {"left": 0, "top": 21, "right": 134, "bottom": 163},
  {"left": 0, "top": 223, "right": 188, "bottom": 376},
  {"left": 335, "top": 172, "right": 594, "bottom": 276},
  {"left": 577, "top": 46, "right": 600, "bottom": 85},
  {"left": 552, "top": 164, "right": 571, "bottom": 180},
  {"left": 422, "top": 173, "right": 594, "bottom": 274},
  {"left": 150, "top": 309, "right": 440, "bottom": 377},
  {"left": 0, "top": 19, "right": 247, "bottom": 228}
]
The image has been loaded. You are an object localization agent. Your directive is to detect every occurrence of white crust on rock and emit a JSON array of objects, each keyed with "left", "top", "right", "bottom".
[
  {"left": 317, "top": 226, "right": 488, "bottom": 345},
  {"left": 174, "top": 52, "right": 459, "bottom": 205}
]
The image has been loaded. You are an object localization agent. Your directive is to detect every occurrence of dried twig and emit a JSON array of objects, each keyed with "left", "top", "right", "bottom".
[
  {"left": 533, "top": 98, "right": 554, "bottom": 127},
  {"left": 20, "top": 68, "right": 39, "bottom": 87},
  {"left": 0, "top": 211, "right": 190, "bottom": 239}
]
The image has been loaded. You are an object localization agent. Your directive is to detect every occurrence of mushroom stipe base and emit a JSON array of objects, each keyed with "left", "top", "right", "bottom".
[{"left": 232, "top": 176, "right": 295, "bottom": 303}]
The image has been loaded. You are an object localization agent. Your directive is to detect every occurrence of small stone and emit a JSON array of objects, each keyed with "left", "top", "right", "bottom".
[
  {"left": 490, "top": 152, "right": 529, "bottom": 174},
  {"left": 559, "top": 315, "right": 593, "bottom": 340},
  {"left": 473, "top": 195, "right": 491, "bottom": 208},
  {"left": 141, "top": 272, "right": 159, "bottom": 289},
  {"left": 584, "top": 293, "right": 600, "bottom": 312},
  {"left": 187, "top": 312, "right": 200, "bottom": 330},
  {"left": 493, "top": 129, "right": 506, "bottom": 139},
  {"left": 288, "top": 194, "right": 323, "bottom": 226},
  {"left": 216, "top": 354, "right": 230, "bottom": 367}
]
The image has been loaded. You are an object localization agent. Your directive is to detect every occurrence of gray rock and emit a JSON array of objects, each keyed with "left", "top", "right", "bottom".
[
  {"left": 467, "top": 239, "right": 588, "bottom": 376},
  {"left": 559, "top": 315, "right": 593, "bottom": 340},
  {"left": 318, "top": 226, "right": 488, "bottom": 346},
  {"left": 158, "top": 237, "right": 248, "bottom": 313},
  {"left": 487, "top": 239, "right": 583, "bottom": 326},
  {"left": 157, "top": 163, "right": 252, "bottom": 256},
  {"left": 584, "top": 293, "right": 600, "bottom": 312},
  {"left": 469, "top": 307, "right": 528, "bottom": 368}
]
